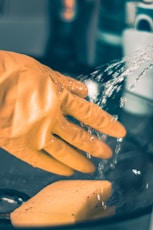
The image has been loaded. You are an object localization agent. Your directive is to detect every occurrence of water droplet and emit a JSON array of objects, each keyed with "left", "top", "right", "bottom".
[
  {"left": 102, "top": 201, "right": 107, "bottom": 210},
  {"left": 69, "top": 80, "right": 73, "bottom": 86},
  {"left": 117, "top": 138, "right": 123, "bottom": 143},
  {"left": 146, "top": 183, "right": 149, "bottom": 189},
  {"left": 120, "top": 97, "right": 127, "bottom": 108},
  {"left": 86, "top": 153, "right": 91, "bottom": 159},
  {"left": 99, "top": 134, "right": 107, "bottom": 142},
  {"left": 90, "top": 135, "right": 95, "bottom": 142},
  {"left": 111, "top": 115, "right": 118, "bottom": 122},
  {"left": 87, "top": 128, "right": 92, "bottom": 135},
  {"left": 97, "top": 194, "right": 101, "bottom": 200},
  {"left": 58, "top": 90, "right": 62, "bottom": 94},
  {"left": 101, "top": 97, "right": 107, "bottom": 106},
  {"left": 132, "top": 169, "right": 141, "bottom": 175},
  {"left": 80, "top": 122, "right": 85, "bottom": 128}
]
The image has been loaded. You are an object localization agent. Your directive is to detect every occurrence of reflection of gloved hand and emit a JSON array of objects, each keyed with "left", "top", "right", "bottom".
[{"left": 0, "top": 51, "right": 126, "bottom": 176}]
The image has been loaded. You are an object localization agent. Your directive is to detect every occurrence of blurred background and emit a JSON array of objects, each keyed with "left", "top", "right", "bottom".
[{"left": 0, "top": 0, "right": 128, "bottom": 76}]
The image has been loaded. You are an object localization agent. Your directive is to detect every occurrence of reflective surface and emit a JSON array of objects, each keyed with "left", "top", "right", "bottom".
[{"left": 0, "top": 189, "right": 29, "bottom": 223}]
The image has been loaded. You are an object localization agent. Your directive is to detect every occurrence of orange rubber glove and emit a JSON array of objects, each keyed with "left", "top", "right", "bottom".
[{"left": 0, "top": 50, "right": 126, "bottom": 176}]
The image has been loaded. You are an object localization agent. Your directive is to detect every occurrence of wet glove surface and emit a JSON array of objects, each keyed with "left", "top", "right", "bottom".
[{"left": 0, "top": 50, "right": 126, "bottom": 176}]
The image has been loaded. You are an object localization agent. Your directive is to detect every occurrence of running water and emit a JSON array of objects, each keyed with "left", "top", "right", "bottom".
[
  {"left": 77, "top": 45, "right": 153, "bottom": 174},
  {"left": 77, "top": 45, "right": 153, "bottom": 215},
  {"left": 78, "top": 44, "right": 153, "bottom": 109},
  {"left": 78, "top": 46, "right": 153, "bottom": 215}
]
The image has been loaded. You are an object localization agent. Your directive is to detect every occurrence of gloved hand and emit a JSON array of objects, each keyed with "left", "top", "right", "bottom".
[{"left": 0, "top": 50, "right": 126, "bottom": 176}]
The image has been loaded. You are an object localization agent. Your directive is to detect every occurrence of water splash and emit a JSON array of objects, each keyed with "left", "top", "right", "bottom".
[
  {"left": 78, "top": 46, "right": 153, "bottom": 217},
  {"left": 79, "top": 45, "right": 153, "bottom": 106},
  {"left": 77, "top": 45, "right": 153, "bottom": 173},
  {"left": 111, "top": 138, "right": 123, "bottom": 166}
]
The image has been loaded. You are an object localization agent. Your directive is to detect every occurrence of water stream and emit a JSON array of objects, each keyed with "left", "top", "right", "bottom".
[
  {"left": 76, "top": 45, "right": 153, "bottom": 215},
  {"left": 77, "top": 44, "right": 153, "bottom": 166}
]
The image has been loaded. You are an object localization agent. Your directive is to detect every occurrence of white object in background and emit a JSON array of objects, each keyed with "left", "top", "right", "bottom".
[{"left": 122, "top": 29, "right": 153, "bottom": 115}]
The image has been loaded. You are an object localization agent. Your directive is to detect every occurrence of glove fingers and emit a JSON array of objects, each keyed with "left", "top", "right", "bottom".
[
  {"left": 31, "top": 150, "right": 75, "bottom": 176},
  {"left": 63, "top": 92, "right": 126, "bottom": 138},
  {"left": 43, "top": 135, "right": 96, "bottom": 174},
  {"left": 4, "top": 146, "right": 74, "bottom": 176},
  {"left": 52, "top": 116, "right": 113, "bottom": 159}
]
